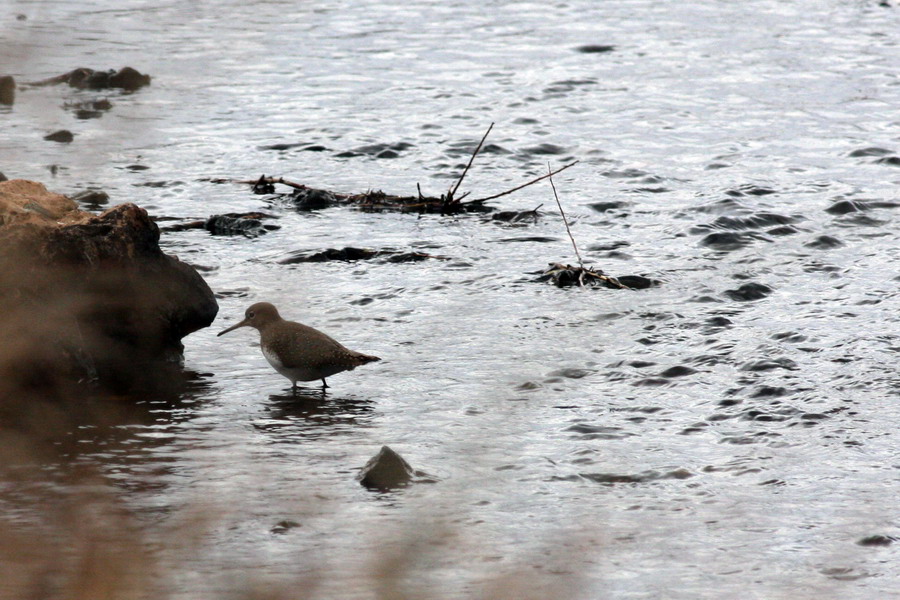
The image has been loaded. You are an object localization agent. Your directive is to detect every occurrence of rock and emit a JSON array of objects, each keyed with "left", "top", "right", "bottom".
[
  {"left": 70, "top": 189, "right": 110, "bottom": 209},
  {"left": 0, "top": 172, "right": 7, "bottom": 182},
  {"left": 287, "top": 187, "right": 338, "bottom": 210},
  {"left": 0, "top": 75, "right": 14, "bottom": 105},
  {"left": 0, "top": 180, "right": 217, "bottom": 396},
  {"left": 35, "top": 67, "right": 151, "bottom": 91},
  {"left": 204, "top": 212, "right": 279, "bottom": 237},
  {"left": 44, "top": 130, "right": 74, "bottom": 143},
  {"left": 358, "top": 446, "right": 415, "bottom": 491}
]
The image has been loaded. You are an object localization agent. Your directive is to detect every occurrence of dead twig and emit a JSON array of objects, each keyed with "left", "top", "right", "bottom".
[
  {"left": 466, "top": 160, "right": 578, "bottom": 204},
  {"left": 449, "top": 122, "right": 494, "bottom": 201},
  {"left": 547, "top": 162, "right": 584, "bottom": 272}
]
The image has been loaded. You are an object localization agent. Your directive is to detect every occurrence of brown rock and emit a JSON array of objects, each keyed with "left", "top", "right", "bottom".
[
  {"left": 0, "top": 75, "right": 14, "bottom": 105},
  {"left": 0, "top": 180, "right": 217, "bottom": 397},
  {"left": 44, "top": 130, "right": 74, "bottom": 143}
]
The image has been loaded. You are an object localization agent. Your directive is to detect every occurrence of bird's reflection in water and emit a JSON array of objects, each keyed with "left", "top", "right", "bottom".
[{"left": 252, "top": 388, "right": 376, "bottom": 439}]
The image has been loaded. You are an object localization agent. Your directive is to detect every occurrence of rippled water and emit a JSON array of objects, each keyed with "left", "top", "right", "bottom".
[{"left": 3, "top": 0, "right": 900, "bottom": 597}]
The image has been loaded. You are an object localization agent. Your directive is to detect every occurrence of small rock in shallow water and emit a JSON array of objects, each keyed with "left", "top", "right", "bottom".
[
  {"left": 70, "top": 189, "right": 110, "bottom": 208},
  {"left": 0, "top": 75, "right": 15, "bottom": 105},
  {"left": 857, "top": 535, "right": 898, "bottom": 547},
  {"left": 44, "top": 130, "right": 74, "bottom": 143},
  {"left": 575, "top": 44, "right": 616, "bottom": 53},
  {"left": 204, "top": 212, "right": 279, "bottom": 237},
  {"left": 358, "top": 446, "right": 415, "bottom": 491},
  {"left": 724, "top": 282, "right": 772, "bottom": 301}
]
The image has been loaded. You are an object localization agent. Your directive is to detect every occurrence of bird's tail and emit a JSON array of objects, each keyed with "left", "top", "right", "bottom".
[{"left": 355, "top": 352, "right": 381, "bottom": 365}]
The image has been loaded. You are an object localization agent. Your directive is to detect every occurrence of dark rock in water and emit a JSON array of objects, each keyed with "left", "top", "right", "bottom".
[
  {"left": 0, "top": 173, "right": 6, "bottom": 182},
  {"left": 576, "top": 44, "right": 616, "bottom": 53},
  {"left": 280, "top": 246, "right": 440, "bottom": 264},
  {"left": 70, "top": 189, "right": 110, "bottom": 209},
  {"left": 0, "top": 179, "right": 217, "bottom": 396},
  {"left": 724, "top": 282, "right": 772, "bottom": 301},
  {"left": 857, "top": 535, "right": 898, "bottom": 547},
  {"left": 288, "top": 187, "right": 338, "bottom": 210},
  {"left": 36, "top": 67, "right": 151, "bottom": 91},
  {"left": 616, "top": 275, "right": 655, "bottom": 289},
  {"left": 204, "top": 212, "right": 279, "bottom": 237},
  {"left": 44, "top": 130, "right": 74, "bottom": 143},
  {"left": 358, "top": 446, "right": 415, "bottom": 491},
  {"left": 384, "top": 252, "right": 432, "bottom": 263},
  {"left": 282, "top": 247, "right": 378, "bottom": 263},
  {"left": 0, "top": 75, "right": 15, "bottom": 105}
]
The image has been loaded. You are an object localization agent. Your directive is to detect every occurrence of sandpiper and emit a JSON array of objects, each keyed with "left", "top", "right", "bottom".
[{"left": 218, "top": 302, "right": 380, "bottom": 392}]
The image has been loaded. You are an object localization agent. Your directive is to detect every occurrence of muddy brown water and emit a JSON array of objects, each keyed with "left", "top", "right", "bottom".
[{"left": 2, "top": 1, "right": 900, "bottom": 598}]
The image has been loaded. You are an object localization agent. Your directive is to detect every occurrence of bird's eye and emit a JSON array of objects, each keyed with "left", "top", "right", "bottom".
[{"left": 248, "top": 311, "right": 255, "bottom": 318}]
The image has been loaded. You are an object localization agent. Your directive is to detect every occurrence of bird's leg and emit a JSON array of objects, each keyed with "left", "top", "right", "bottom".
[
  {"left": 321, "top": 378, "right": 329, "bottom": 390},
  {"left": 291, "top": 381, "right": 297, "bottom": 395}
]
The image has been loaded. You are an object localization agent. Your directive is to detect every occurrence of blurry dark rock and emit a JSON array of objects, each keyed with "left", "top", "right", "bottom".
[
  {"left": 204, "top": 212, "right": 279, "bottom": 237},
  {"left": 35, "top": 67, "right": 151, "bottom": 91},
  {"left": 616, "top": 275, "right": 655, "bottom": 289},
  {"left": 70, "top": 189, "right": 110, "bottom": 209},
  {"left": 0, "top": 75, "right": 15, "bottom": 105},
  {"left": 857, "top": 535, "right": 898, "bottom": 547},
  {"left": 288, "top": 187, "right": 337, "bottom": 209},
  {"left": 724, "top": 282, "right": 772, "bottom": 301},
  {"left": 358, "top": 446, "right": 416, "bottom": 491},
  {"left": 279, "top": 246, "right": 441, "bottom": 264},
  {"left": 0, "top": 179, "right": 217, "bottom": 396},
  {"left": 283, "top": 247, "right": 377, "bottom": 263},
  {"left": 0, "top": 172, "right": 6, "bottom": 182},
  {"left": 576, "top": 44, "right": 616, "bottom": 53},
  {"left": 44, "top": 130, "right": 74, "bottom": 143},
  {"left": 384, "top": 251, "right": 432, "bottom": 263}
]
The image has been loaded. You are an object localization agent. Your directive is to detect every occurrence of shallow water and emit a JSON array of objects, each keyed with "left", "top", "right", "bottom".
[{"left": 3, "top": 0, "right": 900, "bottom": 597}]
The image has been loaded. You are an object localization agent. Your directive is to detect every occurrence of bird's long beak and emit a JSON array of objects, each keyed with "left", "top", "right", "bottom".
[{"left": 217, "top": 319, "right": 250, "bottom": 336}]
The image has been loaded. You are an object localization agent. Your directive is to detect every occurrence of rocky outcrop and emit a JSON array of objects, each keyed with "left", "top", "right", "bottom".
[{"left": 0, "top": 180, "right": 217, "bottom": 397}]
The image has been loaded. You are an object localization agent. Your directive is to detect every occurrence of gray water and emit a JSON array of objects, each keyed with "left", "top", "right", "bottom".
[{"left": 3, "top": 0, "right": 900, "bottom": 598}]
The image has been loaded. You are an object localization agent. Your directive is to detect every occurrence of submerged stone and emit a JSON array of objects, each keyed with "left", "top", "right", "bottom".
[
  {"left": 0, "top": 75, "right": 14, "bottom": 105},
  {"left": 358, "top": 446, "right": 415, "bottom": 491},
  {"left": 44, "top": 130, "right": 74, "bottom": 143}
]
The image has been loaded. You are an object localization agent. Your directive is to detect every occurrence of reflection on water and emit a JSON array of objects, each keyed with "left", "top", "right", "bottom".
[
  {"left": 2, "top": 0, "right": 900, "bottom": 597},
  {"left": 255, "top": 391, "right": 375, "bottom": 438}
]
